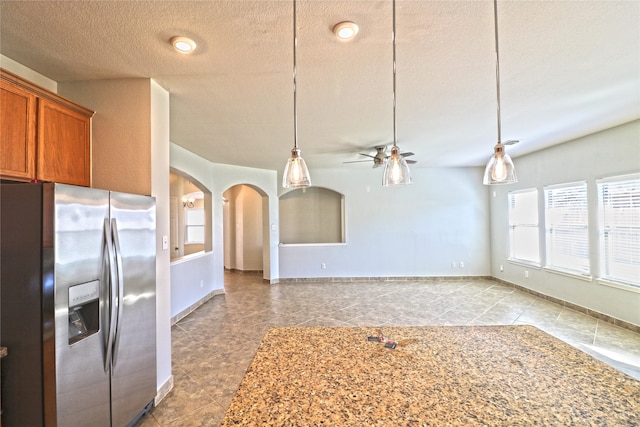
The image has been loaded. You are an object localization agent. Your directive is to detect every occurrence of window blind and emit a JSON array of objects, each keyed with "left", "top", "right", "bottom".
[
  {"left": 508, "top": 189, "right": 540, "bottom": 264},
  {"left": 544, "top": 183, "right": 589, "bottom": 275},
  {"left": 597, "top": 175, "right": 640, "bottom": 286},
  {"left": 185, "top": 208, "right": 205, "bottom": 244}
]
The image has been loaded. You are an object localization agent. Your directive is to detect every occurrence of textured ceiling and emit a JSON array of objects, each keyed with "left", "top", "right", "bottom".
[{"left": 1, "top": 1, "right": 638, "bottom": 173}]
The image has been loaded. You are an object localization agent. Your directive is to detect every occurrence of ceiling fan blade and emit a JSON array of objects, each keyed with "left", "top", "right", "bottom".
[
  {"left": 343, "top": 160, "right": 371, "bottom": 164},
  {"left": 406, "top": 160, "right": 417, "bottom": 164},
  {"left": 400, "top": 152, "right": 415, "bottom": 157},
  {"left": 359, "top": 153, "right": 377, "bottom": 159},
  {"left": 503, "top": 140, "right": 519, "bottom": 146}
]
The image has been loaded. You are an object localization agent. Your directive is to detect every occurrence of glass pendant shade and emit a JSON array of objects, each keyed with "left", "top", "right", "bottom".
[
  {"left": 283, "top": 148, "right": 311, "bottom": 188},
  {"left": 483, "top": 143, "right": 517, "bottom": 185},
  {"left": 382, "top": 147, "right": 412, "bottom": 186}
]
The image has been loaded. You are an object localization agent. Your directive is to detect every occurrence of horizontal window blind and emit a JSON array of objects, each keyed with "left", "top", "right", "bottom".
[
  {"left": 598, "top": 175, "right": 640, "bottom": 286},
  {"left": 508, "top": 189, "right": 540, "bottom": 264},
  {"left": 185, "top": 208, "right": 205, "bottom": 244},
  {"left": 544, "top": 183, "right": 589, "bottom": 275}
]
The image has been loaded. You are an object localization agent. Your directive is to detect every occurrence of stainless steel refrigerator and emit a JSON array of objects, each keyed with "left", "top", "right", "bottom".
[{"left": 1, "top": 182, "right": 157, "bottom": 426}]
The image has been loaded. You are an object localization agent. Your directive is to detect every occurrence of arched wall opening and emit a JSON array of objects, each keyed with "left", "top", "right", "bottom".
[
  {"left": 169, "top": 168, "right": 212, "bottom": 260},
  {"left": 279, "top": 186, "right": 345, "bottom": 244}
]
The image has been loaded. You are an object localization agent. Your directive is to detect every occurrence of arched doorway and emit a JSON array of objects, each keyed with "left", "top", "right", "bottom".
[{"left": 223, "top": 184, "right": 268, "bottom": 274}]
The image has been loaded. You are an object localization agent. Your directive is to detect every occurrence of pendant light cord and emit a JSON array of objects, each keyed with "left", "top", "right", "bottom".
[
  {"left": 494, "top": 0, "right": 502, "bottom": 144},
  {"left": 293, "top": 0, "right": 299, "bottom": 151},
  {"left": 392, "top": 0, "right": 398, "bottom": 148}
]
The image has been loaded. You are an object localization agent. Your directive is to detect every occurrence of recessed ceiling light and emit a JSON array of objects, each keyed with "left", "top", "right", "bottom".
[
  {"left": 333, "top": 21, "right": 359, "bottom": 41},
  {"left": 171, "top": 36, "right": 196, "bottom": 53}
]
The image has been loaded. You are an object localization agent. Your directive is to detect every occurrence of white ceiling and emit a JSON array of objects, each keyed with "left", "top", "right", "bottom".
[{"left": 1, "top": 1, "right": 638, "bottom": 173}]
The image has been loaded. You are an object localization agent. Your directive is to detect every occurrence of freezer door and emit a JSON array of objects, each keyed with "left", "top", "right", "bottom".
[
  {"left": 109, "top": 191, "right": 157, "bottom": 425},
  {"left": 53, "top": 184, "right": 112, "bottom": 426}
]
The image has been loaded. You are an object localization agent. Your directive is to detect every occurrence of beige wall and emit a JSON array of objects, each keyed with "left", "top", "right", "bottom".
[
  {"left": 59, "top": 79, "right": 152, "bottom": 195},
  {"left": 223, "top": 185, "right": 263, "bottom": 271}
]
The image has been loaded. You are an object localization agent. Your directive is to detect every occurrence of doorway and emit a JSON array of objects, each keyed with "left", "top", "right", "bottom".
[{"left": 223, "top": 184, "right": 267, "bottom": 273}]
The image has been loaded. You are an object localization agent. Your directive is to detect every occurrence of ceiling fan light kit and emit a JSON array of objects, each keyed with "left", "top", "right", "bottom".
[
  {"left": 283, "top": 0, "right": 312, "bottom": 189},
  {"left": 483, "top": 0, "right": 517, "bottom": 185},
  {"left": 382, "top": 0, "right": 412, "bottom": 187}
]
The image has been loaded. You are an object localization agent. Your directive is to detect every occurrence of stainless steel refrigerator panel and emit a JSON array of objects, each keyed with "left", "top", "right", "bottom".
[
  {"left": 0, "top": 184, "right": 48, "bottom": 425},
  {"left": 53, "top": 184, "right": 111, "bottom": 426},
  {"left": 109, "top": 191, "right": 157, "bottom": 426}
]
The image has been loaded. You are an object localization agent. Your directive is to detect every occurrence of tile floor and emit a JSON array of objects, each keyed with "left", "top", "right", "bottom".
[{"left": 138, "top": 271, "right": 640, "bottom": 426}]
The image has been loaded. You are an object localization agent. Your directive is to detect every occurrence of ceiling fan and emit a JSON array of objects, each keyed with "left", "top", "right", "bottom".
[{"left": 343, "top": 145, "right": 417, "bottom": 168}]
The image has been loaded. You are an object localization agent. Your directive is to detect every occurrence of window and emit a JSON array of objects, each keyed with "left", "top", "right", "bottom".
[
  {"left": 508, "top": 189, "right": 540, "bottom": 264},
  {"left": 544, "top": 183, "right": 590, "bottom": 275},
  {"left": 185, "top": 208, "right": 205, "bottom": 244},
  {"left": 597, "top": 174, "right": 640, "bottom": 287}
]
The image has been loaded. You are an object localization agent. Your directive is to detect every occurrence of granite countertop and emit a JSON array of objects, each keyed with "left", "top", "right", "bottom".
[{"left": 222, "top": 325, "right": 640, "bottom": 426}]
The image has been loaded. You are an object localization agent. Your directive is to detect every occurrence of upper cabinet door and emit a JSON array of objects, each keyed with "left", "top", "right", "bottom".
[
  {"left": 1, "top": 68, "right": 93, "bottom": 187},
  {"left": 0, "top": 80, "right": 37, "bottom": 181},
  {"left": 37, "top": 99, "right": 91, "bottom": 187}
]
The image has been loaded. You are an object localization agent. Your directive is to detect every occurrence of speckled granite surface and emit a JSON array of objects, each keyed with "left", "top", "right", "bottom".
[{"left": 222, "top": 325, "right": 640, "bottom": 426}]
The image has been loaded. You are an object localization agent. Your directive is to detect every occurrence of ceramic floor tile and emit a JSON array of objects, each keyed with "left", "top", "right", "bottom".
[{"left": 137, "top": 271, "right": 640, "bottom": 427}]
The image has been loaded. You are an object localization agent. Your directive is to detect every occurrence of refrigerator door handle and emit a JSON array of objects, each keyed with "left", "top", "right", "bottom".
[
  {"left": 103, "top": 218, "right": 118, "bottom": 372},
  {"left": 110, "top": 218, "right": 125, "bottom": 367}
]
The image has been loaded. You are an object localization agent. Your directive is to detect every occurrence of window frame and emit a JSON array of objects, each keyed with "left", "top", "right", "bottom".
[
  {"left": 184, "top": 207, "right": 205, "bottom": 244},
  {"left": 543, "top": 181, "right": 590, "bottom": 277},
  {"left": 596, "top": 173, "right": 640, "bottom": 288},
  {"left": 507, "top": 188, "right": 541, "bottom": 266}
]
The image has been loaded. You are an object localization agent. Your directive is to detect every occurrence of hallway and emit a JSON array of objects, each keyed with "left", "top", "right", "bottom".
[{"left": 140, "top": 271, "right": 640, "bottom": 426}]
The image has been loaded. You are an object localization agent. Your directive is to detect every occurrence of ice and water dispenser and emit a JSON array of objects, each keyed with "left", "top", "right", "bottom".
[{"left": 68, "top": 280, "right": 100, "bottom": 344}]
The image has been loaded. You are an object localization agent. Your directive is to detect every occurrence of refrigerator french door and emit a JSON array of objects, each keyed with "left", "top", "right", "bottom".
[{"left": 0, "top": 182, "right": 157, "bottom": 426}]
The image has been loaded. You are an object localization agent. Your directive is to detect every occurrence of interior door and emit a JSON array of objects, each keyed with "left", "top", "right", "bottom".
[{"left": 169, "top": 196, "right": 179, "bottom": 258}]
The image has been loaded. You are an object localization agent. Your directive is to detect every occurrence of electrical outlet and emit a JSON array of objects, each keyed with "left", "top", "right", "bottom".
[
  {"left": 525, "top": 270, "right": 529, "bottom": 278},
  {"left": 321, "top": 263, "right": 326, "bottom": 269},
  {"left": 200, "top": 280, "right": 204, "bottom": 288},
  {"left": 451, "top": 262, "right": 457, "bottom": 268},
  {"left": 459, "top": 261, "right": 464, "bottom": 268},
  {"left": 500, "top": 264, "right": 504, "bottom": 272}
]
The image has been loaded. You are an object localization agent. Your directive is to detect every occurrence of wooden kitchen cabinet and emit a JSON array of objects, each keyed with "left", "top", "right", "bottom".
[
  {"left": 0, "top": 69, "right": 93, "bottom": 186},
  {"left": 0, "top": 79, "right": 37, "bottom": 181}
]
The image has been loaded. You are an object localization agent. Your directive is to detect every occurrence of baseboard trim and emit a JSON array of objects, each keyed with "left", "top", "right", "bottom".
[
  {"left": 171, "top": 289, "right": 225, "bottom": 325},
  {"left": 224, "top": 268, "right": 263, "bottom": 274},
  {"left": 492, "top": 277, "right": 640, "bottom": 334},
  {"left": 277, "top": 275, "right": 493, "bottom": 283},
  {"left": 155, "top": 374, "right": 174, "bottom": 406}
]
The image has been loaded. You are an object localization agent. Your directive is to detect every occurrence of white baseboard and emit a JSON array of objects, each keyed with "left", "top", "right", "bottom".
[{"left": 155, "top": 374, "right": 174, "bottom": 406}]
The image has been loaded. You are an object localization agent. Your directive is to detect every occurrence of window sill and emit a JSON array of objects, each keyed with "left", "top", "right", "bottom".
[
  {"left": 170, "top": 250, "right": 212, "bottom": 266},
  {"left": 597, "top": 278, "right": 640, "bottom": 294},
  {"left": 507, "top": 259, "right": 541, "bottom": 269},
  {"left": 279, "top": 242, "right": 347, "bottom": 247},
  {"left": 543, "top": 266, "right": 592, "bottom": 282}
]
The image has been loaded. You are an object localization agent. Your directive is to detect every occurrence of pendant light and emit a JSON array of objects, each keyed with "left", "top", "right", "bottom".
[
  {"left": 382, "top": 0, "right": 412, "bottom": 186},
  {"left": 483, "top": 0, "right": 517, "bottom": 185},
  {"left": 283, "top": 0, "right": 311, "bottom": 188}
]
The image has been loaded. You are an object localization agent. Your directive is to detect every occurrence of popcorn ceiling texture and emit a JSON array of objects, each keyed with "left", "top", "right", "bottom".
[{"left": 223, "top": 325, "right": 640, "bottom": 425}]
